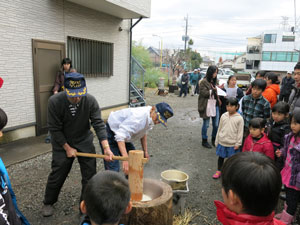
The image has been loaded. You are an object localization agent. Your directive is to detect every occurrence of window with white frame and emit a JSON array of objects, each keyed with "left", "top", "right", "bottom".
[{"left": 264, "top": 34, "right": 277, "bottom": 43}]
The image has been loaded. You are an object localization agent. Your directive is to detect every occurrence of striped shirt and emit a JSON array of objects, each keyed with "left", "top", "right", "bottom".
[{"left": 242, "top": 94, "right": 271, "bottom": 128}]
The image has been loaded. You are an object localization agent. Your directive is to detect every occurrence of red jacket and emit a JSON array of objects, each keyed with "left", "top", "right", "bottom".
[
  {"left": 262, "top": 84, "right": 280, "bottom": 108},
  {"left": 242, "top": 133, "right": 274, "bottom": 160},
  {"left": 215, "top": 201, "right": 285, "bottom": 225}
]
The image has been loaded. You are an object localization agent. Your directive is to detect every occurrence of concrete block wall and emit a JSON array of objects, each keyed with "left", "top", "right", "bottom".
[{"left": 0, "top": 0, "right": 131, "bottom": 130}]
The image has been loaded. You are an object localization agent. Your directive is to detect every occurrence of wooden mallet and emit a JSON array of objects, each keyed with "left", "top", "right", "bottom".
[{"left": 76, "top": 150, "right": 148, "bottom": 201}]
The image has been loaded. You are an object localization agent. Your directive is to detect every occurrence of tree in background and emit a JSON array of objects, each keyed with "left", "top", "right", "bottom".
[
  {"left": 188, "top": 39, "right": 202, "bottom": 70},
  {"left": 132, "top": 41, "right": 152, "bottom": 69},
  {"left": 132, "top": 41, "right": 168, "bottom": 88},
  {"left": 189, "top": 50, "right": 202, "bottom": 70},
  {"left": 188, "top": 39, "right": 194, "bottom": 49},
  {"left": 132, "top": 41, "right": 202, "bottom": 87}
]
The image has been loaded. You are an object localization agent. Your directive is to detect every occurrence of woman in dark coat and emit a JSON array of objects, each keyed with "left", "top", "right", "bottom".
[{"left": 198, "top": 65, "right": 220, "bottom": 148}]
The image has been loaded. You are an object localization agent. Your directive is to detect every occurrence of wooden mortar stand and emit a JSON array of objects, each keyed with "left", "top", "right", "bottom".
[{"left": 76, "top": 150, "right": 147, "bottom": 201}]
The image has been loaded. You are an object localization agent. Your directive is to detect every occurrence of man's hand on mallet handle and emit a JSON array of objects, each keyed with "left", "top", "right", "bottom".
[
  {"left": 104, "top": 147, "right": 114, "bottom": 162},
  {"left": 63, "top": 143, "right": 77, "bottom": 158},
  {"left": 122, "top": 161, "right": 129, "bottom": 175}
]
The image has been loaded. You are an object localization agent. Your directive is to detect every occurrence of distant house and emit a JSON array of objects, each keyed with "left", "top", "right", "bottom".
[
  {"left": 245, "top": 36, "right": 262, "bottom": 73},
  {"left": 147, "top": 46, "right": 160, "bottom": 67},
  {"left": 200, "top": 56, "right": 215, "bottom": 68},
  {"left": 0, "top": 0, "right": 151, "bottom": 143},
  {"left": 222, "top": 59, "right": 234, "bottom": 69},
  {"left": 233, "top": 53, "right": 246, "bottom": 71},
  {"left": 245, "top": 31, "right": 300, "bottom": 75}
]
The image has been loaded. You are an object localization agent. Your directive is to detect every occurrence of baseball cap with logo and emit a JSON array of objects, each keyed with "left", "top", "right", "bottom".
[
  {"left": 155, "top": 102, "right": 174, "bottom": 127},
  {"left": 64, "top": 72, "right": 87, "bottom": 97}
]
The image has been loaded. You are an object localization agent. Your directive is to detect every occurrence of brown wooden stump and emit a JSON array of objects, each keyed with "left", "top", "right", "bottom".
[{"left": 120, "top": 178, "right": 173, "bottom": 225}]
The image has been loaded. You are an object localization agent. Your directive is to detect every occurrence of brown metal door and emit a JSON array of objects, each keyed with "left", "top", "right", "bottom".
[{"left": 32, "top": 40, "right": 65, "bottom": 135}]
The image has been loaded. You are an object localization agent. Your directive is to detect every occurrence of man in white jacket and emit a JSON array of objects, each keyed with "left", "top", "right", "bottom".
[{"left": 103, "top": 102, "right": 173, "bottom": 175}]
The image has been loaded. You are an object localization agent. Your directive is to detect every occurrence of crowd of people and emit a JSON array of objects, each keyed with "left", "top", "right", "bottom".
[
  {"left": 197, "top": 62, "right": 300, "bottom": 224},
  {"left": 1, "top": 57, "right": 300, "bottom": 224}
]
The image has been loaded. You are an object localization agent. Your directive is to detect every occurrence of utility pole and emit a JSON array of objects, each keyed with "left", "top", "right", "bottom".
[
  {"left": 294, "top": 0, "right": 297, "bottom": 33},
  {"left": 281, "top": 16, "right": 289, "bottom": 31},
  {"left": 184, "top": 15, "right": 189, "bottom": 53}
]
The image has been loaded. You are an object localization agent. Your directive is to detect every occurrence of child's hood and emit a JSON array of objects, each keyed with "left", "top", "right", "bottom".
[
  {"left": 254, "top": 133, "right": 271, "bottom": 145},
  {"left": 285, "top": 132, "right": 300, "bottom": 152},
  {"left": 267, "top": 84, "right": 280, "bottom": 95}
]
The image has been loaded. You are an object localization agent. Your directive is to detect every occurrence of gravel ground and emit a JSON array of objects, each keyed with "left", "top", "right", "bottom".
[{"left": 6, "top": 88, "right": 297, "bottom": 225}]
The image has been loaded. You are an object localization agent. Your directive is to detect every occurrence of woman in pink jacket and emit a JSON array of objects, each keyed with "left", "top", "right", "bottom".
[{"left": 243, "top": 117, "right": 274, "bottom": 160}]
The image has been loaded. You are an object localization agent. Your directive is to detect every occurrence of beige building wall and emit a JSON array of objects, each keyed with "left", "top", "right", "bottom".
[{"left": 0, "top": 0, "right": 131, "bottom": 131}]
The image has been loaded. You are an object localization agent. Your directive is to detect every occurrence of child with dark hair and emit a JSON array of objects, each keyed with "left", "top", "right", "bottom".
[
  {"left": 0, "top": 108, "right": 30, "bottom": 225},
  {"left": 213, "top": 97, "right": 244, "bottom": 179},
  {"left": 266, "top": 101, "right": 290, "bottom": 169},
  {"left": 219, "top": 76, "right": 244, "bottom": 116},
  {"left": 263, "top": 72, "right": 281, "bottom": 108},
  {"left": 245, "top": 70, "right": 266, "bottom": 95},
  {"left": 243, "top": 118, "right": 274, "bottom": 160},
  {"left": 215, "top": 151, "right": 284, "bottom": 225},
  {"left": 242, "top": 79, "right": 271, "bottom": 137},
  {"left": 275, "top": 109, "right": 300, "bottom": 224},
  {"left": 80, "top": 170, "right": 132, "bottom": 225}
]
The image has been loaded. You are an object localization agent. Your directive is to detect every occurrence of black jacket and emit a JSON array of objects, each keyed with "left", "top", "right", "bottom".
[
  {"left": 266, "top": 119, "right": 290, "bottom": 147},
  {"left": 48, "top": 92, "right": 107, "bottom": 147},
  {"left": 280, "top": 76, "right": 295, "bottom": 96}
]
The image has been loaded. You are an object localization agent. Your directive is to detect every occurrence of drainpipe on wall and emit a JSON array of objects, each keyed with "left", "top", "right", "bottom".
[{"left": 129, "top": 17, "right": 143, "bottom": 105}]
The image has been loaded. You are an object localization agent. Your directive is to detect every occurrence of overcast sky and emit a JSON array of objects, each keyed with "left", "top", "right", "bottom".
[{"left": 132, "top": 0, "right": 299, "bottom": 59}]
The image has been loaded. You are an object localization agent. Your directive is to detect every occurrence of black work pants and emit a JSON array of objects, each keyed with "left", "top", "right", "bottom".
[
  {"left": 179, "top": 84, "right": 188, "bottom": 97},
  {"left": 43, "top": 134, "right": 96, "bottom": 205}
]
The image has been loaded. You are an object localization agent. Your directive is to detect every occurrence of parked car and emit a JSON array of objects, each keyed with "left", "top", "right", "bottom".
[
  {"left": 235, "top": 71, "right": 252, "bottom": 89},
  {"left": 217, "top": 70, "right": 252, "bottom": 89},
  {"left": 217, "top": 68, "right": 235, "bottom": 80}
]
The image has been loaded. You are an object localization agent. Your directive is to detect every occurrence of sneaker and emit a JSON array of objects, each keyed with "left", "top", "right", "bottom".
[
  {"left": 42, "top": 204, "right": 54, "bottom": 217},
  {"left": 212, "top": 171, "right": 221, "bottom": 179}
]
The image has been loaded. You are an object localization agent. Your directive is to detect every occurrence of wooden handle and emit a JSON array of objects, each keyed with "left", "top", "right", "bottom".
[
  {"left": 75, "top": 152, "right": 128, "bottom": 161},
  {"left": 75, "top": 152, "right": 148, "bottom": 164}
]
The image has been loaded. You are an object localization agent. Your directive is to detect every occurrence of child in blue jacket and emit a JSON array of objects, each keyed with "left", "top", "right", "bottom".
[{"left": 0, "top": 108, "right": 30, "bottom": 225}]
